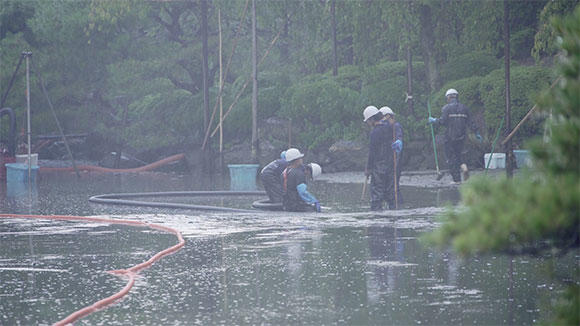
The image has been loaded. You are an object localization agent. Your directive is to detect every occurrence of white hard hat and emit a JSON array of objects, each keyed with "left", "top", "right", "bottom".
[
  {"left": 285, "top": 148, "right": 304, "bottom": 162},
  {"left": 445, "top": 88, "right": 458, "bottom": 97},
  {"left": 308, "top": 163, "right": 322, "bottom": 179},
  {"left": 379, "top": 106, "right": 395, "bottom": 116},
  {"left": 363, "top": 105, "right": 379, "bottom": 122}
]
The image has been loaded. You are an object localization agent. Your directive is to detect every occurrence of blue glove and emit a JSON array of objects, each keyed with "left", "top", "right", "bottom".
[
  {"left": 428, "top": 117, "right": 437, "bottom": 124},
  {"left": 475, "top": 133, "right": 483, "bottom": 142},
  {"left": 391, "top": 139, "right": 403, "bottom": 153},
  {"left": 314, "top": 201, "right": 321, "bottom": 213}
]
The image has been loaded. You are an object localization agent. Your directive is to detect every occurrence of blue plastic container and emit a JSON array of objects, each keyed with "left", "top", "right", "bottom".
[
  {"left": 227, "top": 164, "right": 259, "bottom": 191},
  {"left": 6, "top": 163, "right": 39, "bottom": 185},
  {"left": 513, "top": 150, "right": 531, "bottom": 168}
]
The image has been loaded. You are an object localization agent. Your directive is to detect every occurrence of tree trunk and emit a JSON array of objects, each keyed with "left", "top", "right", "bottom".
[
  {"left": 201, "top": 0, "right": 212, "bottom": 172},
  {"left": 331, "top": 0, "right": 338, "bottom": 76},
  {"left": 280, "top": 11, "right": 290, "bottom": 63},
  {"left": 251, "top": 0, "right": 259, "bottom": 162},
  {"left": 419, "top": 4, "right": 439, "bottom": 93},
  {"left": 504, "top": 0, "right": 514, "bottom": 178},
  {"left": 406, "top": 45, "right": 414, "bottom": 117}
]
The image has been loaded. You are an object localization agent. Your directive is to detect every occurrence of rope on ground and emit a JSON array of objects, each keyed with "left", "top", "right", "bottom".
[{"left": 0, "top": 213, "right": 185, "bottom": 325}]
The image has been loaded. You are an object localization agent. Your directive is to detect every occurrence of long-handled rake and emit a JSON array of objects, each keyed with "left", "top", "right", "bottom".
[{"left": 427, "top": 99, "right": 445, "bottom": 180}]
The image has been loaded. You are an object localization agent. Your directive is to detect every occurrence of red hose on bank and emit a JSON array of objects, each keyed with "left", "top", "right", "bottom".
[
  {"left": 0, "top": 213, "right": 185, "bottom": 325},
  {"left": 39, "top": 153, "right": 185, "bottom": 173}
]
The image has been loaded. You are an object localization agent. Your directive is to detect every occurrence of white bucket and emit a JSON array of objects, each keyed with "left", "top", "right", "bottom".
[
  {"left": 484, "top": 153, "right": 505, "bottom": 169},
  {"left": 16, "top": 153, "right": 38, "bottom": 166}
]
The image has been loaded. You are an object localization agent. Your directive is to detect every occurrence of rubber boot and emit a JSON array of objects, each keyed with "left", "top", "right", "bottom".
[{"left": 460, "top": 163, "right": 469, "bottom": 181}]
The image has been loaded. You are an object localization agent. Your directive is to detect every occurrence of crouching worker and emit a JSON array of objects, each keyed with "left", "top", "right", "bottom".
[
  {"left": 260, "top": 151, "right": 288, "bottom": 203},
  {"left": 282, "top": 148, "right": 322, "bottom": 212}
]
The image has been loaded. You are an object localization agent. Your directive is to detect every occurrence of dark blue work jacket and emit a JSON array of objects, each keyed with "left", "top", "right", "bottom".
[{"left": 366, "top": 122, "right": 394, "bottom": 172}]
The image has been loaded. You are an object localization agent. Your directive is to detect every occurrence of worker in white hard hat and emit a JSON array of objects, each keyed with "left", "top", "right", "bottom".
[
  {"left": 428, "top": 88, "right": 482, "bottom": 184},
  {"left": 282, "top": 148, "right": 321, "bottom": 212},
  {"left": 380, "top": 106, "right": 403, "bottom": 207},
  {"left": 260, "top": 151, "right": 288, "bottom": 203},
  {"left": 306, "top": 163, "right": 322, "bottom": 180},
  {"left": 363, "top": 106, "right": 396, "bottom": 210}
]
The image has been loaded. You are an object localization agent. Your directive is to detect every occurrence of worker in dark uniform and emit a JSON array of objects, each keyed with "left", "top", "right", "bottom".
[
  {"left": 429, "top": 89, "right": 482, "bottom": 184},
  {"left": 380, "top": 106, "right": 403, "bottom": 207},
  {"left": 363, "top": 106, "right": 395, "bottom": 210},
  {"left": 282, "top": 148, "right": 321, "bottom": 212},
  {"left": 260, "top": 151, "right": 288, "bottom": 203}
]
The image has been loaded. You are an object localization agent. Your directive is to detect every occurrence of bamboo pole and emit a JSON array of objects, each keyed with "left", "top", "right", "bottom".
[
  {"left": 209, "top": 29, "right": 282, "bottom": 139},
  {"left": 501, "top": 77, "right": 561, "bottom": 146},
  {"left": 201, "top": 0, "right": 250, "bottom": 151}
]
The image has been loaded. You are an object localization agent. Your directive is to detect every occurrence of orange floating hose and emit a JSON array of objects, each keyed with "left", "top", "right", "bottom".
[
  {"left": 0, "top": 213, "right": 185, "bottom": 325},
  {"left": 40, "top": 153, "right": 185, "bottom": 173}
]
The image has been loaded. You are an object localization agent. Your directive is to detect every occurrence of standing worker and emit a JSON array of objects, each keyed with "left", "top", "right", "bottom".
[
  {"left": 428, "top": 89, "right": 482, "bottom": 184},
  {"left": 363, "top": 106, "right": 395, "bottom": 210},
  {"left": 282, "top": 148, "right": 322, "bottom": 212},
  {"left": 380, "top": 106, "right": 403, "bottom": 207},
  {"left": 260, "top": 151, "right": 288, "bottom": 203}
]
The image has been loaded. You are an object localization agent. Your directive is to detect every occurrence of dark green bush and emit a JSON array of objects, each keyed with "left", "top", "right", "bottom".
[
  {"left": 441, "top": 50, "right": 502, "bottom": 82},
  {"left": 279, "top": 75, "right": 360, "bottom": 150},
  {"left": 479, "top": 65, "right": 554, "bottom": 145}
]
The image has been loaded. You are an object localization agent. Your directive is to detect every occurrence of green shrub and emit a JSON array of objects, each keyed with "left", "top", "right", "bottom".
[
  {"left": 479, "top": 65, "right": 554, "bottom": 144},
  {"left": 279, "top": 75, "right": 360, "bottom": 150},
  {"left": 333, "top": 65, "right": 363, "bottom": 92},
  {"left": 441, "top": 50, "right": 501, "bottom": 82}
]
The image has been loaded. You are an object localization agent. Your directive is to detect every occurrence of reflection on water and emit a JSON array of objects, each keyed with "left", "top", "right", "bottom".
[{"left": 0, "top": 172, "right": 577, "bottom": 325}]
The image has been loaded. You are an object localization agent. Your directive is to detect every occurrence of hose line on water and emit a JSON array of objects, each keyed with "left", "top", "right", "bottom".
[{"left": 0, "top": 213, "right": 185, "bottom": 326}]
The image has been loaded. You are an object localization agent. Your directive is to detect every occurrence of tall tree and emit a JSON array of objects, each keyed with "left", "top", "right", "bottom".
[
  {"left": 251, "top": 0, "right": 258, "bottom": 161},
  {"left": 331, "top": 0, "right": 338, "bottom": 76},
  {"left": 503, "top": 0, "right": 514, "bottom": 178}
]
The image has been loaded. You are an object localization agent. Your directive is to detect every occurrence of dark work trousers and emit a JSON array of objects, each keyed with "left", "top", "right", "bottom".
[
  {"left": 444, "top": 139, "right": 465, "bottom": 182},
  {"left": 370, "top": 162, "right": 395, "bottom": 210},
  {"left": 260, "top": 172, "right": 283, "bottom": 203},
  {"left": 394, "top": 151, "right": 403, "bottom": 206}
]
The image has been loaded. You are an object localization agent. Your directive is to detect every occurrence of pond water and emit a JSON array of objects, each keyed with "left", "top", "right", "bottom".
[{"left": 0, "top": 170, "right": 577, "bottom": 325}]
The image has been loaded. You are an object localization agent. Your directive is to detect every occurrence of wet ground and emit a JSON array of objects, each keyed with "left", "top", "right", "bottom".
[{"left": 0, "top": 169, "right": 577, "bottom": 325}]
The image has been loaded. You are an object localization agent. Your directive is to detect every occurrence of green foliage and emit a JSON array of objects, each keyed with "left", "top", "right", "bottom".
[
  {"left": 427, "top": 3, "right": 580, "bottom": 257},
  {"left": 332, "top": 65, "right": 362, "bottom": 92},
  {"left": 553, "top": 284, "right": 580, "bottom": 326},
  {"left": 426, "top": 7, "right": 580, "bottom": 324},
  {"left": 426, "top": 174, "right": 579, "bottom": 256},
  {"left": 440, "top": 51, "right": 501, "bottom": 82},
  {"left": 478, "top": 66, "right": 554, "bottom": 143},
  {"left": 532, "top": 0, "right": 580, "bottom": 61},
  {"left": 279, "top": 75, "right": 360, "bottom": 150},
  {"left": 0, "top": 0, "right": 562, "bottom": 156}
]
